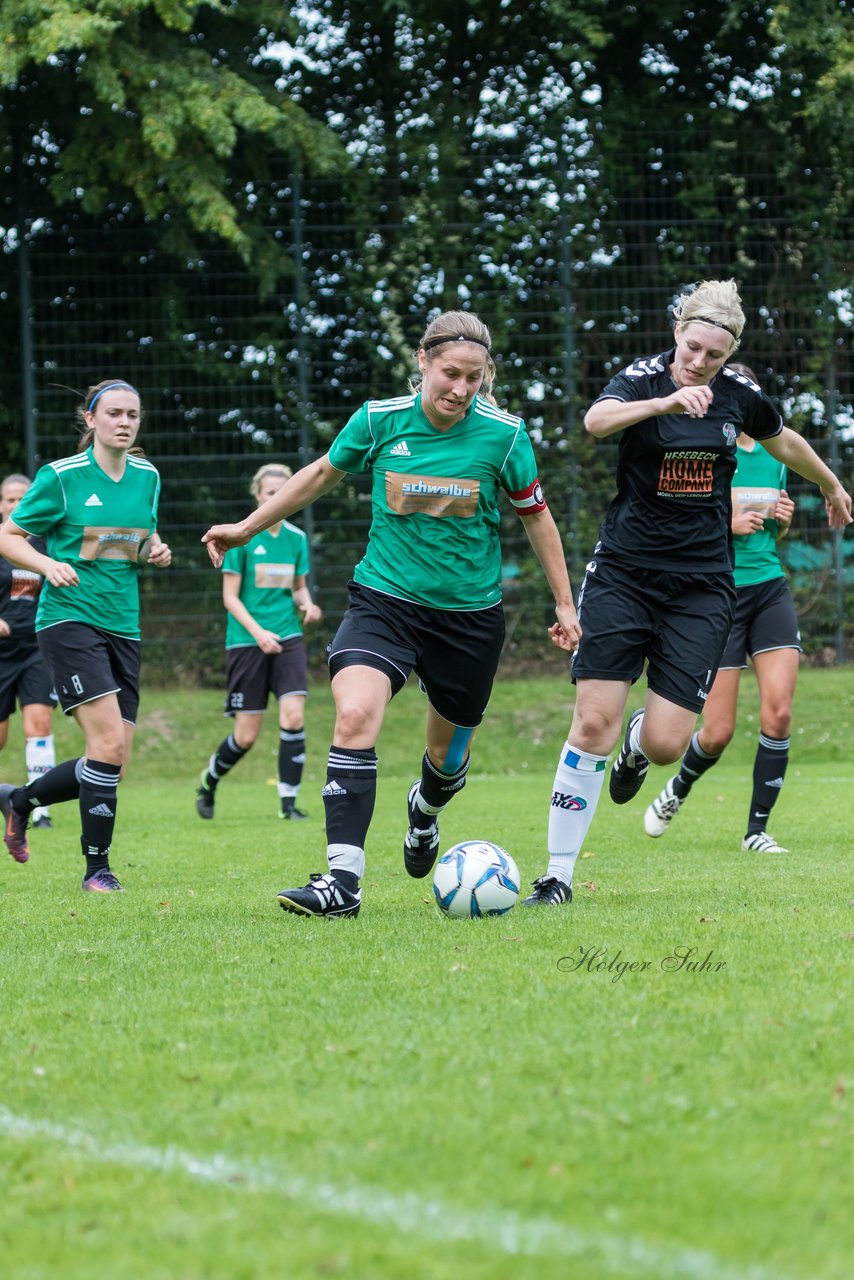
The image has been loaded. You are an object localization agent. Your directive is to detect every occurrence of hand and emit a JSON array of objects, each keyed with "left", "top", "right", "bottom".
[
  {"left": 662, "top": 384, "right": 715, "bottom": 419},
  {"left": 549, "top": 602, "right": 582, "bottom": 652},
  {"left": 202, "top": 523, "right": 250, "bottom": 568},
  {"left": 732, "top": 510, "right": 766, "bottom": 536},
  {"left": 256, "top": 630, "right": 284, "bottom": 655},
  {"left": 45, "top": 560, "right": 79, "bottom": 588},
  {"left": 145, "top": 541, "right": 172, "bottom": 568},
  {"left": 774, "top": 490, "right": 795, "bottom": 527},
  {"left": 299, "top": 601, "right": 323, "bottom": 625},
  {"left": 822, "top": 484, "right": 853, "bottom": 529},
  {"left": 0, "top": 618, "right": 10, "bottom": 639}
]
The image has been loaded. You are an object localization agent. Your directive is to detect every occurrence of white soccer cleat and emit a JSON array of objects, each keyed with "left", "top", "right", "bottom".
[
  {"left": 644, "top": 778, "right": 682, "bottom": 837},
  {"left": 741, "top": 831, "right": 789, "bottom": 854}
]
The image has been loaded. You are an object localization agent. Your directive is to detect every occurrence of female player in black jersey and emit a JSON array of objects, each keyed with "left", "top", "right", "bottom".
[
  {"left": 0, "top": 474, "right": 57, "bottom": 840},
  {"left": 524, "top": 280, "right": 852, "bottom": 908}
]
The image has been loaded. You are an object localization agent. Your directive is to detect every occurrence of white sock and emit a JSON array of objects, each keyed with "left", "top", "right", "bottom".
[
  {"left": 628, "top": 713, "right": 646, "bottom": 758},
  {"left": 26, "top": 734, "right": 55, "bottom": 821},
  {"left": 546, "top": 741, "right": 607, "bottom": 888},
  {"left": 327, "top": 843, "right": 365, "bottom": 880}
]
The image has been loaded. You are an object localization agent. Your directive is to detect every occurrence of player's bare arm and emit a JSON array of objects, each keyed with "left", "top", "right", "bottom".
[
  {"left": 760, "top": 429, "right": 852, "bottom": 528},
  {"left": 584, "top": 384, "right": 714, "bottom": 438},
  {"left": 0, "top": 522, "right": 79, "bottom": 588},
  {"left": 203, "top": 455, "right": 346, "bottom": 567}
]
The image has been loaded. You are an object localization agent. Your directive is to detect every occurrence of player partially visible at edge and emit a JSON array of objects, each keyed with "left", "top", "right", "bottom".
[
  {"left": 0, "top": 380, "right": 171, "bottom": 892},
  {"left": 194, "top": 463, "right": 322, "bottom": 824},
  {"left": 0, "top": 474, "right": 57, "bottom": 836},
  {"left": 203, "top": 310, "right": 581, "bottom": 919},
  {"left": 644, "top": 362, "right": 805, "bottom": 855},
  {"left": 526, "top": 279, "right": 851, "bottom": 909}
]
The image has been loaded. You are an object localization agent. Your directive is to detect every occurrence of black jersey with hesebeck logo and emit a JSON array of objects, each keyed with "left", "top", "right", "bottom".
[{"left": 594, "top": 352, "right": 782, "bottom": 573}]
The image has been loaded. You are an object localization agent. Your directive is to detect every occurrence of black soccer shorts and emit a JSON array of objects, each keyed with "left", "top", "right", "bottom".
[
  {"left": 570, "top": 553, "right": 736, "bottom": 714},
  {"left": 328, "top": 581, "right": 505, "bottom": 727}
]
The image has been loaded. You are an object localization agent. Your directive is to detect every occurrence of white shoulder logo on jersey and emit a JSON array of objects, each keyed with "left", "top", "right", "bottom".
[
  {"left": 390, "top": 440, "right": 412, "bottom": 458},
  {"left": 254, "top": 546, "right": 267, "bottom": 555},
  {"left": 84, "top": 494, "right": 103, "bottom": 507},
  {"left": 626, "top": 355, "right": 666, "bottom": 379}
]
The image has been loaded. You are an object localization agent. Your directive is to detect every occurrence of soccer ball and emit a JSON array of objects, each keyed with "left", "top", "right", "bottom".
[{"left": 432, "top": 840, "right": 520, "bottom": 918}]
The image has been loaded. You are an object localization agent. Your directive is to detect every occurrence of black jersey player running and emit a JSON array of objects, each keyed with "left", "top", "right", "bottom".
[
  {"left": 0, "top": 474, "right": 58, "bottom": 839},
  {"left": 204, "top": 310, "right": 581, "bottom": 918},
  {"left": 526, "top": 280, "right": 852, "bottom": 907},
  {"left": 0, "top": 380, "right": 171, "bottom": 892}
]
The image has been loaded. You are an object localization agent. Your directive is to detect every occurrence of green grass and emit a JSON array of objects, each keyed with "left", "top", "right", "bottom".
[{"left": 0, "top": 668, "right": 851, "bottom": 1280}]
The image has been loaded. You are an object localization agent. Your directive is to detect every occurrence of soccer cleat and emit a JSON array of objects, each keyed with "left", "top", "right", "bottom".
[
  {"left": 279, "top": 805, "right": 309, "bottom": 821},
  {"left": 277, "top": 872, "right": 361, "bottom": 918},
  {"left": 81, "top": 868, "right": 124, "bottom": 893},
  {"left": 609, "top": 709, "right": 650, "bottom": 804},
  {"left": 0, "top": 784, "right": 30, "bottom": 863},
  {"left": 32, "top": 814, "right": 53, "bottom": 830},
  {"left": 644, "top": 778, "right": 683, "bottom": 837},
  {"left": 741, "top": 831, "right": 789, "bottom": 854},
  {"left": 521, "top": 876, "right": 573, "bottom": 907},
  {"left": 403, "top": 781, "right": 440, "bottom": 879},
  {"left": 195, "top": 772, "right": 215, "bottom": 820}
]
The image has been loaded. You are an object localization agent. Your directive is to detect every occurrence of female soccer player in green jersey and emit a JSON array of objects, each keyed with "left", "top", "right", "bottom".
[
  {"left": 0, "top": 380, "right": 171, "bottom": 892},
  {"left": 204, "top": 310, "right": 581, "bottom": 918},
  {"left": 194, "top": 463, "right": 322, "bottom": 823},
  {"left": 524, "top": 281, "right": 851, "bottom": 909},
  {"left": 644, "top": 364, "right": 802, "bottom": 854}
]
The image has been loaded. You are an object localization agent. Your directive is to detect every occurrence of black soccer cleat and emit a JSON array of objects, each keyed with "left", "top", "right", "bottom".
[
  {"left": 0, "top": 783, "right": 30, "bottom": 863},
  {"left": 521, "top": 876, "right": 573, "bottom": 907},
  {"left": 195, "top": 772, "right": 215, "bottom": 820},
  {"left": 277, "top": 872, "right": 361, "bottom": 918},
  {"left": 609, "top": 709, "right": 649, "bottom": 804},
  {"left": 279, "top": 805, "right": 309, "bottom": 821},
  {"left": 403, "top": 782, "right": 440, "bottom": 879}
]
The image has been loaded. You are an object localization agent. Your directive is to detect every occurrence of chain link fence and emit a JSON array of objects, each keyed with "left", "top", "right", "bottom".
[{"left": 8, "top": 145, "right": 853, "bottom": 678}]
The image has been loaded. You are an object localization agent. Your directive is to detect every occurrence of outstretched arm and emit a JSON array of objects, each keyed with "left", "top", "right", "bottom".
[
  {"left": 202, "top": 455, "right": 346, "bottom": 567},
  {"left": 760, "top": 429, "right": 852, "bottom": 529}
]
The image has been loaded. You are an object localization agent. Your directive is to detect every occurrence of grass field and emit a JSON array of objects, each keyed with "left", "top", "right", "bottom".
[{"left": 0, "top": 667, "right": 851, "bottom": 1280}]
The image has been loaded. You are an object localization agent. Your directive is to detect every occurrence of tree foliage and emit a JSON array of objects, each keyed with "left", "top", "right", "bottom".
[{"left": 0, "top": 0, "right": 344, "bottom": 271}]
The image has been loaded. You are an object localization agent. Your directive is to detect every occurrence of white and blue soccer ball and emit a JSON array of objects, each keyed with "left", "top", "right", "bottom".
[{"left": 432, "top": 840, "right": 520, "bottom": 918}]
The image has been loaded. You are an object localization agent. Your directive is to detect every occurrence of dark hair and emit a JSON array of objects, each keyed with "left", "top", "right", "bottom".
[
  {"left": 76, "top": 380, "right": 144, "bottom": 455},
  {"left": 727, "top": 361, "right": 759, "bottom": 386},
  {"left": 411, "top": 310, "right": 497, "bottom": 404}
]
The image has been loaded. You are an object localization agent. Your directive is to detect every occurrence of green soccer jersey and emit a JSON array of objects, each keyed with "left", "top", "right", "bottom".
[
  {"left": 11, "top": 448, "right": 161, "bottom": 638},
  {"left": 327, "top": 393, "right": 546, "bottom": 610},
  {"left": 730, "top": 441, "right": 787, "bottom": 588},
  {"left": 222, "top": 522, "right": 310, "bottom": 648}
]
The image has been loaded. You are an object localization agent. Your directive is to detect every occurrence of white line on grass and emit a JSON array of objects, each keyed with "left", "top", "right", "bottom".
[{"left": 0, "top": 1106, "right": 792, "bottom": 1280}]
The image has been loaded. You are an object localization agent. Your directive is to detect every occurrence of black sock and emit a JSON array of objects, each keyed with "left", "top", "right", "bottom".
[
  {"left": 412, "top": 751, "right": 470, "bottom": 827},
  {"left": 12, "top": 758, "right": 83, "bottom": 813},
  {"left": 322, "top": 746, "right": 377, "bottom": 854},
  {"left": 279, "top": 730, "right": 305, "bottom": 809},
  {"left": 79, "top": 759, "right": 121, "bottom": 874},
  {"left": 673, "top": 732, "right": 721, "bottom": 800},
  {"left": 203, "top": 734, "right": 249, "bottom": 790},
  {"left": 746, "top": 733, "right": 789, "bottom": 835}
]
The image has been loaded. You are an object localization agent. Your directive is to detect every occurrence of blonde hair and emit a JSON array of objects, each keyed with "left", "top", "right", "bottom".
[
  {"left": 76, "top": 379, "right": 144, "bottom": 455},
  {"left": 1, "top": 473, "right": 31, "bottom": 496},
  {"left": 250, "top": 463, "right": 292, "bottom": 498},
  {"left": 672, "top": 280, "right": 744, "bottom": 351},
  {"left": 411, "top": 310, "right": 497, "bottom": 403}
]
